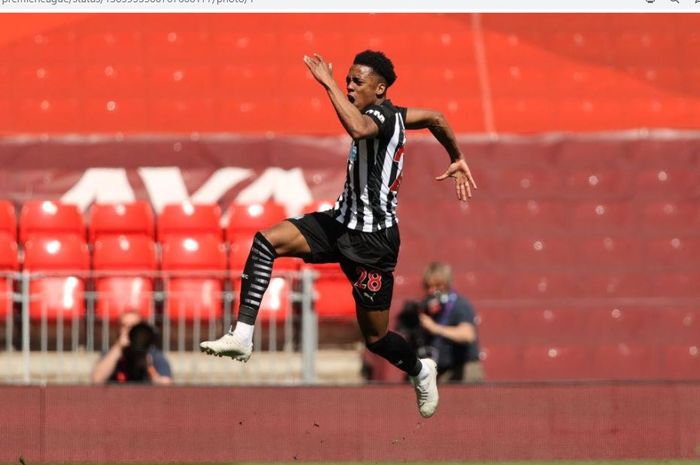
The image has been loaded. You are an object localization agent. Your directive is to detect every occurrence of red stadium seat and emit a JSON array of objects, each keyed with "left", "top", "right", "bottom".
[
  {"left": 162, "top": 235, "right": 226, "bottom": 322},
  {"left": 89, "top": 201, "right": 155, "bottom": 242},
  {"left": 476, "top": 308, "right": 520, "bottom": 345},
  {"left": 660, "top": 345, "right": 700, "bottom": 380},
  {"left": 93, "top": 235, "right": 158, "bottom": 321},
  {"left": 645, "top": 237, "right": 700, "bottom": 269},
  {"left": 478, "top": 345, "right": 523, "bottom": 381},
  {"left": 0, "top": 200, "right": 17, "bottom": 240},
  {"left": 0, "top": 234, "right": 18, "bottom": 319},
  {"left": 495, "top": 168, "right": 562, "bottom": 198},
  {"left": 641, "top": 201, "right": 700, "bottom": 233},
  {"left": 507, "top": 237, "right": 572, "bottom": 270},
  {"left": 19, "top": 200, "right": 84, "bottom": 243},
  {"left": 594, "top": 343, "right": 659, "bottom": 380},
  {"left": 564, "top": 169, "right": 631, "bottom": 199},
  {"left": 634, "top": 168, "right": 698, "bottom": 199},
  {"left": 575, "top": 236, "right": 643, "bottom": 270},
  {"left": 577, "top": 272, "right": 652, "bottom": 298},
  {"left": 226, "top": 201, "right": 286, "bottom": 241},
  {"left": 158, "top": 203, "right": 223, "bottom": 242},
  {"left": 569, "top": 201, "right": 633, "bottom": 233},
  {"left": 23, "top": 235, "right": 89, "bottom": 321},
  {"left": 517, "top": 307, "right": 590, "bottom": 345},
  {"left": 509, "top": 272, "right": 577, "bottom": 299},
  {"left": 656, "top": 308, "right": 700, "bottom": 344},
  {"left": 500, "top": 200, "right": 566, "bottom": 233},
  {"left": 652, "top": 272, "right": 700, "bottom": 298},
  {"left": 587, "top": 306, "right": 658, "bottom": 344},
  {"left": 522, "top": 345, "right": 592, "bottom": 381}
]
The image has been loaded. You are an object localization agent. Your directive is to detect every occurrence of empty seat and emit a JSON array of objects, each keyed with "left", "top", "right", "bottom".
[
  {"left": 569, "top": 201, "right": 633, "bottom": 233},
  {"left": 226, "top": 201, "right": 286, "bottom": 241},
  {"left": 594, "top": 343, "right": 658, "bottom": 380},
  {"left": 495, "top": 168, "right": 561, "bottom": 198},
  {"left": 23, "top": 235, "right": 89, "bottom": 321},
  {"left": 646, "top": 237, "right": 700, "bottom": 269},
  {"left": 478, "top": 345, "right": 523, "bottom": 381},
  {"left": 641, "top": 201, "right": 700, "bottom": 233},
  {"left": 0, "top": 200, "right": 17, "bottom": 240},
  {"left": 522, "top": 345, "right": 592, "bottom": 381},
  {"left": 575, "top": 236, "right": 643, "bottom": 270},
  {"left": 577, "top": 272, "right": 652, "bottom": 298},
  {"left": 499, "top": 200, "right": 566, "bottom": 233},
  {"left": 93, "top": 235, "right": 158, "bottom": 321},
  {"left": 89, "top": 201, "right": 155, "bottom": 241},
  {"left": 162, "top": 235, "right": 226, "bottom": 322},
  {"left": 507, "top": 237, "right": 573, "bottom": 270},
  {"left": 655, "top": 308, "right": 700, "bottom": 344},
  {"left": 564, "top": 169, "right": 631, "bottom": 199},
  {"left": 509, "top": 272, "right": 577, "bottom": 299},
  {"left": 0, "top": 234, "right": 18, "bottom": 319},
  {"left": 476, "top": 308, "right": 521, "bottom": 345},
  {"left": 19, "top": 200, "right": 84, "bottom": 243},
  {"left": 517, "top": 307, "right": 590, "bottom": 345},
  {"left": 660, "top": 345, "right": 700, "bottom": 380},
  {"left": 158, "top": 203, "right": 223, "bottom": 241},
  {"left": 634, "top": 168, "right": 698, "bottom": 199}
]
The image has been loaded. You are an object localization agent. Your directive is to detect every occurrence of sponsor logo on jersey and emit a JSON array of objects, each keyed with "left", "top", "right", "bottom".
[{"left": 366, "top": 109, "right": 385, "bottom": 124}]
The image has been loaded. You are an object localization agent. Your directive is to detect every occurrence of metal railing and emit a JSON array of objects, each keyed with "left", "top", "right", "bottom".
[{"left": 0, "top": 268, "right": 341, "bottom": 385}]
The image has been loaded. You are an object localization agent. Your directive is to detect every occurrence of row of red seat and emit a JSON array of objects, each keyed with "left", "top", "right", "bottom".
[
  {"left": 0, "top": 199, "right": 330, "bottom": 243},
  {"left": 0, "top": 198, "right": 355, "bottom": 324},
  {"left": 7, "top": 198, "right": 698, "bottom": 244},
  {"left": 478, "top": 307, "right": 700, "bottom": 345},
  {"left": 0, "top": 233, "right": 354, "bottom": 324},
  {"left": 481, "top": 343, "right": 700, "bottom": 381}
]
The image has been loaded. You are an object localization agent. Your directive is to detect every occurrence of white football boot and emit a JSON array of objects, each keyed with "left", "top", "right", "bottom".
[
  {"left": 199, "top": 328, "right": 253, "bottom": 362},
  {"left": 410, "top": 358, "right": 439, "bottom": 418}
]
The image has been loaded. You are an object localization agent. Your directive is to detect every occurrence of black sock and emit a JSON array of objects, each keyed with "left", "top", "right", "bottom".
[
  {"left": 366, "top": 331, "right": 423, "bottom": 377},
  {"left": 237, "top": 232, "right": 277, "bottom": 325}
]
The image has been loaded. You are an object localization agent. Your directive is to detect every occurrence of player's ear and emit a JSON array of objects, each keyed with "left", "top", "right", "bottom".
[{"left": 375, "top": 81, "right": 387, "bottom": 97}]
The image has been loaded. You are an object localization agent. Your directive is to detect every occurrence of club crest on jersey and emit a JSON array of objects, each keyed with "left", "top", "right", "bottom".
[{"left": 365, "top": 109, "right": 385, "bottom": 124}]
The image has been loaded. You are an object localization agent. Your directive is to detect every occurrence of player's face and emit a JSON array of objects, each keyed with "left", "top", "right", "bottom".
[{"left": 346, "top": 64, "right": 383, "bottom": 111}]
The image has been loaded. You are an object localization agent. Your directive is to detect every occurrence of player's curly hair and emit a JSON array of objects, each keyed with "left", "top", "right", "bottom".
[{"left": 353, "top": 50, "right": 397, "bottom": 87}]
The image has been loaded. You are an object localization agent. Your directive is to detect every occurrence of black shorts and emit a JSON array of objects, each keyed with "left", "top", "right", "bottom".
[{"left": 287, "top": 210, "right": 400, "bottom": 310}]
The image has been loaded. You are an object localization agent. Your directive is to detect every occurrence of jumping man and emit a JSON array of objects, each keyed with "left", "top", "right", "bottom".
[{"left": 201, "top": 50, "right": 477, "bottom": 418}]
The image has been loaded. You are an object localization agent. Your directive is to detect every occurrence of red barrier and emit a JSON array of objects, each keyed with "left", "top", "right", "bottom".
[{"left": 2, "top": 383, "right": 700, "bottom": 462}]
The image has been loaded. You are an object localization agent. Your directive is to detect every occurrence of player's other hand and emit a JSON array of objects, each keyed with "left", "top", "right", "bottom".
[
  {"left": 303, "top": 53, "right": 334, "bottom": 89},
  {"left": 435, "top": 159, "right": 477, "bottom": 202}
]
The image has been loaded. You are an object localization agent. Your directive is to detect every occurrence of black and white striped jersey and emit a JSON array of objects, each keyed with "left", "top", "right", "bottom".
[{"left": 333, "top": 100, "right": 407, "bottom": 233}]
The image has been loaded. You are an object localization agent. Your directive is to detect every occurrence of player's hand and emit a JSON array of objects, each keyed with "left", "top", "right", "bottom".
[
  {"left": 435, "top": 159, "right": 477, "bottom": 202},
  {"left": 303, "top": 53, "right": 334, "bottom": 89}
]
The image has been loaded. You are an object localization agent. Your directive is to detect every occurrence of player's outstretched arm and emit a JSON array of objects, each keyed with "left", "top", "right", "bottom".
[
  {"left": 405, "top": 107, "right": 477, "bottom": 202},
  {"left": 303, "top": 53, "right": 379, "bottom": 140}
]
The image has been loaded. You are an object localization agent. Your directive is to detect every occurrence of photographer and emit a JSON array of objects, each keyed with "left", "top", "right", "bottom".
[
  {"left": 398, "top": 262, "right": 483, "bottom": 383},
  {"left": 91, "top": 311, "right": 172, "bottom": 385}
]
